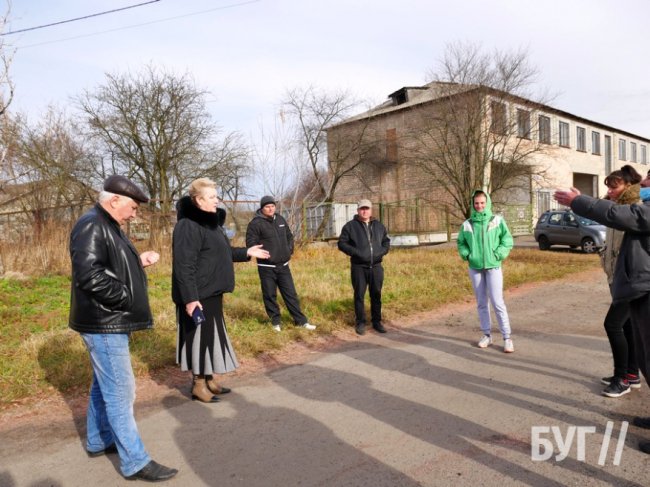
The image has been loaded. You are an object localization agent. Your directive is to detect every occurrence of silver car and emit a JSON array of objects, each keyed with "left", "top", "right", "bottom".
[{"left": 534, "top": 210, "right": 606, "bottom": 253}]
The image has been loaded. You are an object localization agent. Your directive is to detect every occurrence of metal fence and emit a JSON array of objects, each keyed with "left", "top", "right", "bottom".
[{"left": 0, "top": 197, "right": 533, "bottom": 246}]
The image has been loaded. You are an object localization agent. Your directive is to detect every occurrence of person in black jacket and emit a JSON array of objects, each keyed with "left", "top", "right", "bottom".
[
  {"left": 172, "top": 178, "right": 268, "bottom": 403},
  {"left": 337, "top": 199, "right": 390, "bottom": 335},
  {"left": 69, "top": 175, "right": 177, "bottom": 482},
  {"left": 555, "top": 187, "right": 650, "bottom": 454},
  {"left": 245, "top": 196, "right": 315, "bottom": 332}
]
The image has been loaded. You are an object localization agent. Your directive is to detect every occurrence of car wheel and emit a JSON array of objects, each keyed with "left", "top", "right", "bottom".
[
  {"left": 537, "top": 235, "right": 550, "bottom": 250},
  {"left": 581, "top": 237, "right": 597, "bottom": 253}
]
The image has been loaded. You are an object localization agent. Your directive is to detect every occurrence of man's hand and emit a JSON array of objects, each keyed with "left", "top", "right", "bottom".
[
  {"left": 140, "top": 250, "right": 160, "bottom": 267},
  {"left": 247, "top": 244, "right": 270, "bottom": 259},
  {"left": 554, "top": 187, "right": 581, "bottom": 207}
]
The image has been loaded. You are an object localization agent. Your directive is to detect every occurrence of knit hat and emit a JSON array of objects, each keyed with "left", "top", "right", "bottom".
[{"left": 260, "top": 195, "right": 276, "bottom": 209}]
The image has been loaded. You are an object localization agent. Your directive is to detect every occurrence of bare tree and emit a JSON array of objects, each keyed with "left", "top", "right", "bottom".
[
  {"left": 0, "top": 1, "right": 16, "bottom": 189},
  {"left": 283, "top": 86, "right": 372, "bottom": 238},
  {"left": 410, "top": 42, "right": 554, "bottom": 219},
  {"left": 76, "top": 65, "right": 248, "bottom": 219},
  {"left": 2, "top": 107, "right": 95, "bottom": 236},
  {"left": 0, "top": 1, "right": 14, "bottom": 118},
  {"left": 249, "top": 113, "right": 315, "bottom": 238}
]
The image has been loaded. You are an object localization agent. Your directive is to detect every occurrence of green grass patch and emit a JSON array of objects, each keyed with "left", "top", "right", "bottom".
[{"left": 0, "top": 245, "right": 598, "bottom": 407}]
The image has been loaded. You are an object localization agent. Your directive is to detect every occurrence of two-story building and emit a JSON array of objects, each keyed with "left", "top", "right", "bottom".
[{"left": 326, "top": 82, "right": 650, "bottom": 236}]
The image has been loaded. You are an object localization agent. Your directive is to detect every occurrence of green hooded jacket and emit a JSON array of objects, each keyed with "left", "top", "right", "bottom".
[{"left": 457, "top": 190, "right": 514, "bottom": 270}]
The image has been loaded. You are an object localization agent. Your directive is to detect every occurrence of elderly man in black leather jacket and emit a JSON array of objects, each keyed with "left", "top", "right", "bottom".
[
  {"left": 555, "top": 187, "right": 650, "bottom": 455},
  {"left": 69, "top": 175, "right": 177, "bottom": 482}
]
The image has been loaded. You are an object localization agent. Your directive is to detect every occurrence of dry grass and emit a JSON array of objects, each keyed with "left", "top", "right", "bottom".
[{"left": 0, "top": 244, "right": 599, "bottom": 407}]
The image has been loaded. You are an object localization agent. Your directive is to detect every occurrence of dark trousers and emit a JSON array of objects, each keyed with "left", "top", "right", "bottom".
[
  {"left": 258, "top": 265, "right": 308, "bottom": 326},
  {"left": 603, "top": 300, "right": 638, "bottom": 378},
  {"left": 351, "top": 264, "right": 384, "bottom": 326},
  {"left": 629, "top": 293, "right": 650, "bottom": 386}
]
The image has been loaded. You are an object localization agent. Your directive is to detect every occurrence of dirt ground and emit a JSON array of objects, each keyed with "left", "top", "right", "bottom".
[
  {"left": 0, "top": 267, "right": 607, "bottom": 450},
  {"left": 6, "top": 264, "right": 647, "bottom": 487}
]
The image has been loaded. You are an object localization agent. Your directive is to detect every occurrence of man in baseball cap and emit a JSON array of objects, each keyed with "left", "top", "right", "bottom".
[{"left": 338, "top": 198, "right": 390, "bottom": 335}]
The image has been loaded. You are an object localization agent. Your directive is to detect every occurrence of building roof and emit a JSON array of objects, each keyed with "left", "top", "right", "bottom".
[{"left": 329, "top": 81, "right": 650, "bottom": 143}]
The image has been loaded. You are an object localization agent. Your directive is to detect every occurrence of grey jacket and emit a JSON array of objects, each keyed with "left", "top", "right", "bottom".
[{"left": 572, "top": 194, "right": 650, "bottom": 303}]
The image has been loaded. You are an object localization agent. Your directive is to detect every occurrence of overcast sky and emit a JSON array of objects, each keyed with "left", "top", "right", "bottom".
[{"left": 6, "top": 0, "right": 650, "bottom": 140}]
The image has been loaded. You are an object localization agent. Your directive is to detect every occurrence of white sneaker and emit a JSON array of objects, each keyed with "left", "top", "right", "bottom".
[
  {"left": 272, "top": 325, "right": 281, "bottom": 332},
  {"left": 504, "top": 338, "right": 514, "bottom": 353},
  {"left": 299, "top": 323, "right": 316, "bottom": 330},
  {"left": 477, "top": 335, "right": 493, "bottom": 348}
]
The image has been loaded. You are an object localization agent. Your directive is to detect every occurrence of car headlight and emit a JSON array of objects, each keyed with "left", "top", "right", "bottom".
[{"left": 599, "top": 230, "right": 606, "bottom": 242}]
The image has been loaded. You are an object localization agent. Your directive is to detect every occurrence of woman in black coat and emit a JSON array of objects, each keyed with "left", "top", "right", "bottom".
[{"left": 172, "top": 178, "right": 268, "bottom": 402}]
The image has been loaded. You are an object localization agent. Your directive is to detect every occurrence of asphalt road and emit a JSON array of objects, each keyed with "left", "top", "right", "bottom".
[{"left": 2, "top": 267, "right": 649, "bottom": 486}]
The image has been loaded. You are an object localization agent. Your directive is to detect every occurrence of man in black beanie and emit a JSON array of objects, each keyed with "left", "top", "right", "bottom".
[{"left": 246, "top": 196, "right": 315, "bottom": 332}]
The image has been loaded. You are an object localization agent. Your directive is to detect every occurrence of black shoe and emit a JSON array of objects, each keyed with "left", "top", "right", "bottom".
[
  {"left": 601, "top": 374, "right": 642, "bottom": 389},
  {"left": 639, "top": 441, "right": 650, "bottom": 454},
  {"left": 126, "top": 460, "right": 178, "bottom": 482},
  {"left": 87, "top": 444, "right": 118, "bottom": 458},
  {"left": 602, "top": 377, "right": 631, "bottom": 398},
  {"left": 633, "top": 416, "right": 650, "bottom": 429},
  {"left": 355, "top": 323, "right": 366, "bottom": 335},
  {"left": 372, "top": 323, "right": 387, "bottom": 333}
]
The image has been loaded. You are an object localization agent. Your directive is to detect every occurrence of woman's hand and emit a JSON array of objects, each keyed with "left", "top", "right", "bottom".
[
  {"left": 247, "top": 244, "right": 270, "bottom": 260},
  {"left": 553, "top": 187, "right": 581, "bottom": 207},
  {"left": 186, "top": 301, "right": 202, "bottom": 317}
]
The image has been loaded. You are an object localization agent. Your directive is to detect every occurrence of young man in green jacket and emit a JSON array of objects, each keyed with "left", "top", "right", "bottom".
[{"left": 457, "top": 190, "right": 514, "bottom": 353}]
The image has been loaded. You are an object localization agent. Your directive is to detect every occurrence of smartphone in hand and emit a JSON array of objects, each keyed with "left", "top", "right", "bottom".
[{"left": 192, "top": 307, "right": 206, "bottom": 325}]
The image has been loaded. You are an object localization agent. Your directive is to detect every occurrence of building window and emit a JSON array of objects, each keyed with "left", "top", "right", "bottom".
[
  {"left": 490, "top": 101, "right": 507, "bottom": 135},
  {"left": 538, "top": 115, "right": 551, "bottom": 144},
  {"left": 642, "top": 145, "right": 647, "bottom": 164},
  {"left": 559, "top": 121, "right": 570, "bottom": 147},
  {"left": 592, "top": 131, "right": 600, "bottom": 155},
  {"left": 386, "top": 128, "right": 397, "bottom": 162},
  {"left": 576, "top": 127, "right": 586, "bottom": 152},
  {"left": 631, "top": 142, "right": 637, "bottom": 163},
  {"left": 619, "top": 139, "right": 626, "bottom": 160},
  {"left": 517, "top": 109, "right": 531, "bottom": 139}
]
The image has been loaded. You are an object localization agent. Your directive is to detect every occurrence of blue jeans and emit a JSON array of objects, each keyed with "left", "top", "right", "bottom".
[
  {"left": 468, "top": 268, "right": 511, "bottom": 339},
  {"left": 81, "top": 333, "right": 150, "bottom": 477}
]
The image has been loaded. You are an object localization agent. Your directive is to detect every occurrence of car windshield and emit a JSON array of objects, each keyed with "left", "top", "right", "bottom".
[{"left": 577, "top": 216, "right": 600, "bottom": 226}]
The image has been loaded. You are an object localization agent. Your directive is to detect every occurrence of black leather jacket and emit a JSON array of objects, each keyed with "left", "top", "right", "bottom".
[
  {"left": 338, "top": 216, "right": 390, "bottom": 267},
  {"left": 69, "top": 204, "right": 153, "bottom": 333}
]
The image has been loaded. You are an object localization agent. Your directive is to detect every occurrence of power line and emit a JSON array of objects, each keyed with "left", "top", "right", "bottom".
[
  {"left": 2, "top": 1, "right": 162, "bottom": 36},
  {"left": 14, "top": 0, "right": 261, "bottom": 49}
]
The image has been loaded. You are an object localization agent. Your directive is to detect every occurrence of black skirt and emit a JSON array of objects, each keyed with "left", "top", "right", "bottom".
[{"left": 176, "top": 294, "right": 239, "bottom": 375}]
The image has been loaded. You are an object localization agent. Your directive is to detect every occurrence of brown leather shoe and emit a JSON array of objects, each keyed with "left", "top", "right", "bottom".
[
  {"left": 206, "top": 376, "right": 231, "bottom": 395},
  {"left": 191, "top": 376, "right": 220, "bottom": 403},
  {"left": 126, "top": 460, "right": 178, "bottom": 481}
]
